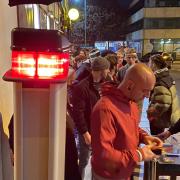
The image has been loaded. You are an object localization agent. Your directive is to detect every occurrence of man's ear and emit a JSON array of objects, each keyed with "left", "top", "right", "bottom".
[{"left": 127, "top": 79, "right": 135, "bottom": 91}]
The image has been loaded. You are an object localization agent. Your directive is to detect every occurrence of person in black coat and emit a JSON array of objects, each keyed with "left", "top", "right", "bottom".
[{"left": 72, "top": 57, "right": 110, "bottom": 179}]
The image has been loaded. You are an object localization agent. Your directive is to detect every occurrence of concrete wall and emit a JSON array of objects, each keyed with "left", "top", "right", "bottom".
[
  {"left": 144, "top": 7, "right": 180, "bottom": 18},
  {"left": 0, "top": 1, "right": 17, "bottom": 135},
  {"left": 144, "top": 29, "right": 180, "bottom": 39},
  {"left": 127, "top": 7, "right": 180, "bottom": 25},
  {"left": 128, "top": 8, "right": 144, "bottom": 25}
]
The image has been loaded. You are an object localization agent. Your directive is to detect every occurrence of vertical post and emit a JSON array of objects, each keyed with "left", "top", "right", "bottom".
[
  {"left": 84, "top": 0, "right": 87, "bottom": 47},
  {"left": 48, "top": 83, "right": 67, "bottom": 180}
]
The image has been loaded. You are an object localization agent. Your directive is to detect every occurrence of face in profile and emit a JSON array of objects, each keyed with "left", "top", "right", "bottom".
[
  {"left": 79, "top": 50, "right": 86, "bottom": 57},
  {"left": 129, "top": 77, "right": 155, "bottom": 102}
]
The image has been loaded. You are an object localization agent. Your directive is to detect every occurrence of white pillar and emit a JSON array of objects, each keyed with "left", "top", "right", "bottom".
[{"left": 14, "top": 82, "right": 67, "bottom": 180}]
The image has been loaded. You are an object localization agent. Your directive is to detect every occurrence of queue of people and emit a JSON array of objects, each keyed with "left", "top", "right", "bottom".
[
  {"left": 3, "top": 45, "right": 180, "bottom": 180},
  {"left": 69, "top": 46, "right": 179, "bottom": 180}
]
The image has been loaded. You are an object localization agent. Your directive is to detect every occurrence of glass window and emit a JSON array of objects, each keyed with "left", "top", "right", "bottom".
[
  {"left": 144, "top": 18, "right": 180, "bottom": 29},
  {"left": 145, "top": 0, "right": 180, "bottom": 7}
]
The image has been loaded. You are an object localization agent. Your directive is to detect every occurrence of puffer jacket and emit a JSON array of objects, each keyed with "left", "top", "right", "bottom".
[{"left": 147, "top": 68, "right": 180, "bottom": 128}]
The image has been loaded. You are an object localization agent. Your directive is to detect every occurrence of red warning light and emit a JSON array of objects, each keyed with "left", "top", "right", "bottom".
[
  {"left": 9, "top": 51, "right": 69, "bottom": 81},
  {"left": 12, "top": 51, "right": 36, "bottom": 77}
]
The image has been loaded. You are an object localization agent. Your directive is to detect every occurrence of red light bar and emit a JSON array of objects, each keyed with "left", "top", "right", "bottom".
[
  {"left": 12, "top": 51, "right": 36, "bottom": 77},
  {"left": 5, "top": 51, "right": 70, "bottom": 82}
]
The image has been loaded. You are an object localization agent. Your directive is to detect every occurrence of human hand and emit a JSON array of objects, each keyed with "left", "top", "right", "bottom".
[
  {"left": 156, "top": 131, "right": 171, "bottom": 141},
  {"left": 83, "top": 131, "right": 91, "bottom": 145},
  {"left": 139, "top": 145, "right": 158, "bottom": 161},
  {"left": 143, "top": 135, "right": 163, "bottom": 148}
]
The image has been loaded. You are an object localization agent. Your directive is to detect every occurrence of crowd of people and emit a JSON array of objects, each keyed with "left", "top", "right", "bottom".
[
  {"left": 4, "top": 45, "right": 180, "bottom": 180},
  {"left": 62, "top": 46, "right": 180, "bottom": 180}
]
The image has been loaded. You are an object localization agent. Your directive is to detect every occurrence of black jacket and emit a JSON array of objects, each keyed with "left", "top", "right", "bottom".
[
  {"left": 72, "top": 75, "right": 100, "bottom": 134},
  {"left": 169, "top": 119, "right": 180, "bottom": 135},
  {"left": 75, "top": 62, "right": 91, "bottom": 82}
]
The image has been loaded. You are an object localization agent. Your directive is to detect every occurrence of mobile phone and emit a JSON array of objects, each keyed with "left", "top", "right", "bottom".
[{"left": 152, "top": 148, "right": 162, "bottom": 155}]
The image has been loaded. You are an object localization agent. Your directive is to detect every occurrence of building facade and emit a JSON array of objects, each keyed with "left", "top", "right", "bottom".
[{"left": 126, "top": 0, "right": 180, "bottom": 56}]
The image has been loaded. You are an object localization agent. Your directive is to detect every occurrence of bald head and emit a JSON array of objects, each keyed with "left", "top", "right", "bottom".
[
  {"left": 119, "top": 63, "right": 155, "bottom": 102},
  {"left": 124, "top": 63, "right": 155, "bottom": 83}
]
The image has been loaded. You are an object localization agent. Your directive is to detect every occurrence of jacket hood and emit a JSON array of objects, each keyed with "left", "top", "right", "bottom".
[
  {"left": 155, "top": 68, "right": 175, "bottom": 89},
  {"left": 100, "top": 82, "right": 130, "bottom": 103}
]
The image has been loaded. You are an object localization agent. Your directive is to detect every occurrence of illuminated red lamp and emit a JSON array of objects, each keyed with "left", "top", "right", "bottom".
[
  {"left": 4, "top": 51, "right": 69, "bottom": 82},
  {"left": 3, "top": 28, "right": 71, "bottom": 83}
]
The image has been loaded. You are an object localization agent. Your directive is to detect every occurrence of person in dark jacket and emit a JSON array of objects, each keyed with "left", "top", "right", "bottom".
[
  {"left": 147, "top": 54, "right": 180, "bottom": 135},
  {"left": 72, "top": 57, "right": 110, "bottom": 179},
  {"left": 157, "top": 119, "right": 180, "bottom": 140}
]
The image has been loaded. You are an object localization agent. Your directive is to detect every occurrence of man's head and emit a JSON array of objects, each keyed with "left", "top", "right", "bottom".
[
  {"left": 91, "top": 57, "right": 110, "bottom": 82},
  {"left": 118, "top": 63, "right": 155, "bottom": 102},
  {"left": 74, "top": 54, "right": 86, "bottom": 68},
  {"left": 148, "top": 54, "right": 168, "bottom": 72},
  {"left": 125, "top": 48, "right": 138, "bottom": 66},
  {"left": 105, "top": 54, "right": 118, "bottom": 73},
  {"left": 101, "top": 49, "right": 115, "bottom": 57}
]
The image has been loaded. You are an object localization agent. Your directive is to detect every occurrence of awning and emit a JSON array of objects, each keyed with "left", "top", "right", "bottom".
[{"left": 9, "top": 0, "right": 62, "bottom": 7}]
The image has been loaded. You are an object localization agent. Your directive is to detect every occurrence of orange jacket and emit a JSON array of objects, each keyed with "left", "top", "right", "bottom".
[{"left": 91, "top": 83, "right": 148, "bottom": 180}]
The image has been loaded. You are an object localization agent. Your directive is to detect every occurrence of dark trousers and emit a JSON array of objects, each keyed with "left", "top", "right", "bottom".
[
  {"left": 65, "top": 127, "right": 82, "bottom": 180},
  {"left": 78, "top": 133, "right": 91, "bottom": 179}
]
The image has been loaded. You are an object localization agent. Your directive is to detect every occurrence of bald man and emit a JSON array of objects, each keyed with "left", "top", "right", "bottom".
[{"left": 91, "top": 63, "right": 163, "bottom": 180}]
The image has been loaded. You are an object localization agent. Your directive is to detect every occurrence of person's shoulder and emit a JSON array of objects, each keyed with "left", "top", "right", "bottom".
[
  {"left": 74, "top": 76, "right": 91, "bottom": 90},
  {"left": 118, "top": 64, "right": 128, "bottom": 72},
  {"left": 93, "top": 96, "right": 112, "bottom": 111},
  {"left": 118, "top": 65, "right": 126, "bottom": 71}
]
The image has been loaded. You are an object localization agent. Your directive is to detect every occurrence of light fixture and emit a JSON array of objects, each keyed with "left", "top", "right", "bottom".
[
  {"left": 11, "top": 51, "right": 69, "bottom": 79},
  {"left": 68, "top": 8, "right": 79, "bottom": 21}
]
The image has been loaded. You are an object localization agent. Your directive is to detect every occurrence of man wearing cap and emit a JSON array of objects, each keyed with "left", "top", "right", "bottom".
[{"left": 72, "top": 57, "right": 110, "bottom": 179}]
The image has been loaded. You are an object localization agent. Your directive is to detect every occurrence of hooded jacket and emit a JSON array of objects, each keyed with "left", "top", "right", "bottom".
[
  {"left": 91, "top": 83, "right": 148, "bottom": 180},
  {"left": 147, "top": 68, "right": 180, "bottom": 128}
]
